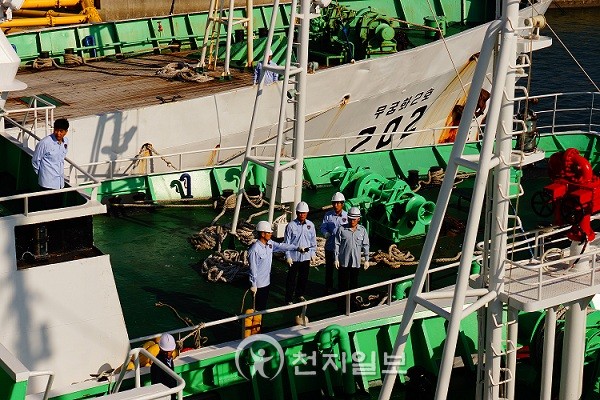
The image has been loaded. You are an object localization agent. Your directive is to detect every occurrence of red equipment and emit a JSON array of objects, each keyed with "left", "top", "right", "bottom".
[{"left": 544, "top": 148, "right": 600, "bottom": 242}]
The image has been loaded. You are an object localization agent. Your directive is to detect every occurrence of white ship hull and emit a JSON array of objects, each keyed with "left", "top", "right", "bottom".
[{"left": 63, "top": 1, "right": 550, "bottom": 178}]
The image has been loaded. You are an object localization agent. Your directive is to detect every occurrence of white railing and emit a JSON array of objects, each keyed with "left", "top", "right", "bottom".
[
  {"left": 0, "top": 183, "right": 102, "bottom": 216},
  {"left": 69, "top": 91, "right": 600, "bottom": 184},
  {"left": 0, "top": 105, "right": 102, "bottom": 213},
  {"left": 111, "top": 347, "right": 185, "bottom": 400},
  {"left": 1, "top": 95, "right": 56, "bottom": 149},
  {"left": 128, "top": 254, "right": 474, "bottom": 346},
  {"left": 128, "top": 220, "right": 595, "bottom": 348},
  {"left": 505, "top": 246, "right": 600, "bottom": 301}
]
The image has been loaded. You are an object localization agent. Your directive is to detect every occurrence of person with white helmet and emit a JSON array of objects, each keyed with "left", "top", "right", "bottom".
[
  {"left": 253, "top": 48, "right": 278, "bottom": 85},
  {"left": 283, "top": 201, "right": 317, "bottom": 304},
  {"left": 150, "top": 333, "right": 178, "bottom": 399},
  {"left": 334, "top": 206, "right": 370, "bottom": 292},
  {"left": 320, "top": 192, "right": 348, "bottom": 294},
  {"left": 249, "top": 220, "right": 302, "bottom": 311}
]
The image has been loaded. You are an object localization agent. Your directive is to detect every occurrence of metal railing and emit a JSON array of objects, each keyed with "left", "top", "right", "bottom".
[
  {"left": 129, "top": 256, "right": 473, "bottom": 346},
  {"left": 504, "top": 246, "right": 600, "bottom": 301},
  {"left": 0, "top": 182, "right": 102, "bottom": 216},
  {"left": 0, "top": 103, "right": 102, "bottom": 213},
  {"left": 1, "top": 95, "right": 55, "bottom": 148},
  {"left": 69, "top": 91, "right": 600, "bottom": 183},
  {"left": 127, "top": 218, "right": 600, "bottom": 348},
  {"left": 111, "top": 347, "right": 185, "bottom": 400}
]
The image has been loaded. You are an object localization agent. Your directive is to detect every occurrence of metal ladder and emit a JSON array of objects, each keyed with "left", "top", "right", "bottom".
[
  {"left": 231, "top": 0, "right": 322, "bottom": 232},
  {"left": 378, "top": 2, "right": 546, "bottom": 399},
  {"left": 197, "top": 0, "right": 254, "bottom": 77}
]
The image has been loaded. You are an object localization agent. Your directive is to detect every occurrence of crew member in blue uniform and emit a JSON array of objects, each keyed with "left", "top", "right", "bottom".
[
  {"left": 334, "top": 207, "right": 370, "bottom": 292},
  {"left": 249, "top": 220, "right": 302, "bottom": 311},
  {"left": 32, "top": 118, "right": 69, "bottom": 190},
  {"left": 320, "top": 192, "right": 348, "bottom": 294},
  {"left": 253, "top": 49, "right": 278, "bottom": 85},
  {"left": 283, "top": 201, "right": 317, "bottom": 304}
]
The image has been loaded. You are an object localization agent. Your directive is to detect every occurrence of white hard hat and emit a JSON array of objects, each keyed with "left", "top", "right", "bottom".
[
  {"left": 348, "top": 207, "right": 361, "bottom": 219},
  {"left": 256, "top": 220, "right": 273, "bottom": 233},
  {"left": 268, "top": 49, "right": 273, "bottom": 57},
  {"left": 331, "top": 192, "right": 345, "bottom": 202},
  {"left": 296, "top": 201, "right": 309, "bottom": 213},
  {"left": 158, "top": 333, "right": 176, "bottom": 351}
]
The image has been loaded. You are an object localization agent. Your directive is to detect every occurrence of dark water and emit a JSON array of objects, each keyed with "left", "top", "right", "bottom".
[
  {"left": 93, "top": 5, "right": 600, "bottom": 344},
  {"left": 529, "top": 7, "right": 600, "bottom": 94}
]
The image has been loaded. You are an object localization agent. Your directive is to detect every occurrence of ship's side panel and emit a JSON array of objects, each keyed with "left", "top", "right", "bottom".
[{"left": 0, "top": 250, "right": 128, "bottom": 393}]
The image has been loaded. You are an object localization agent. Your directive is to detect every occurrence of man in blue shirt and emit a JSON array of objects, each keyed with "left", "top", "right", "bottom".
[
  {"left": 253, "top": 49, "right": 278, "bottom": 85},
  {"left": 249, "top": 220, "right": 301, "bottom": 311},
  {"left": 32, "top": 118, "right": 69, "bottom": 190},
  {"left": 320, "top": 192, "right": 348, "bottom": 294},
  {"left": 334, "top": 207, "right": 370, "bottom": 292},
  {"left": 283, "top": 201, "right": 317, "bottom": 304}
]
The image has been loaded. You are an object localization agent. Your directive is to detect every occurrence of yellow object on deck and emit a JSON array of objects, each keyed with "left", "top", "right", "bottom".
[
  {"left": 0, "top": 14, "right": 87, "bottom": 27},
  {"left": 21, "top": 0, "right": 80, "bottom": 8},
  {"left": 241, "top": 289, "right": 262, "bottom": 338},
  {"left": 244, "top": 309, "right": 262, "bottom": 338},
  {"left": 0, "top": 0, "right": 101, "bottom": 29}
]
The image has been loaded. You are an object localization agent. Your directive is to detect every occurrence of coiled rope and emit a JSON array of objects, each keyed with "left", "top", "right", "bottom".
[
  {"left": 371, "top": 244, "right": 418, "bottom": 268},
  {"left": 201, "top": 249, "right": 250, "bottom": 283},
  {"left": 412, "top": 168, "right": 474, "bottom": 192},
  {"left": 156, "top": 62, "right": 213, "bottom": 83}
]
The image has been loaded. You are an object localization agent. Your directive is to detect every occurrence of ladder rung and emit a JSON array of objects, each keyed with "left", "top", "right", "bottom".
[
  {"left": 455, "top": 154, "right": 500, "bottom": 171},
  {"left": 488, "top": 367, "right": 514, "bottom": 386},
  {"left": 264, "top": 65, "right": 303, "bottom": 75}
]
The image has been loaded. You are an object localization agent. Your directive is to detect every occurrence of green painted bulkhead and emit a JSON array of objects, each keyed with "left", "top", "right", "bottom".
[
  {"left": 93, "top": 133, "right": 600, "bottom": 204},
  {"left": 5, "top": 306, "right": 600, "bottom": 399},
  {"left": 6, "top": 0, "right": 497, "bottom": 67}
]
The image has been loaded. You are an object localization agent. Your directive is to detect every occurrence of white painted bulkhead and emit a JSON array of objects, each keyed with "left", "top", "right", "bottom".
[{"left": 0, "top": 209, "right": 129, "bottom": 394}]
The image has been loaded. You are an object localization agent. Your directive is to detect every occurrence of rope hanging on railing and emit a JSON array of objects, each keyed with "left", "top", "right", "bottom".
[
  {"left": 155, "top": 302, "right": 208, "bottom": 349},
  {"left": 129, "top": 143, "right": 177, "bottom": 175},
  {"left": 412, "top": 168, "right": 475, "bottom": 192}
]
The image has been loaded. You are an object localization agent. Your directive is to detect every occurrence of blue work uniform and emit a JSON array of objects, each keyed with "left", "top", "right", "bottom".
[
  {"left": 284, "top": 219, "right": 317, "bottom": 261},
  {"left": 321, "top": 209, "right": 348, "bottom": 292},
  {"left": 32, "top": 134, "right": 68, "bottom": 189},
  {"left": 321, "top": 210, "right": 348, "bottom": 251},
  {"left": 253, "top": 61, "right": 279, "bottom": 85},
  {"left": 335, "top": 224, "right": 370, "bottom": 291},
  {"left": 283, "top": 219, "right": 317, "bottom": 303},
  {"left": 249, "top": 239, "right": 296, "bottom": 288}
]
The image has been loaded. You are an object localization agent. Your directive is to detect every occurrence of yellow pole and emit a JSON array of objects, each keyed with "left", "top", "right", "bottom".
[
  {"left": 0, "top": 14, "right": 87, "bottom": 28},
  {"left": 12, "top": 9, "right": 76, "bottom": 17},
  {"left": 246, "top": 0, "right": 253, "bottom": 68},
  {"left": 20, "top": 0, "right": 81, "bottom": 8}
]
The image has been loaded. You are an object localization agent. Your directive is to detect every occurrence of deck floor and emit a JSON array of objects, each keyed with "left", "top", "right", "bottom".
[{"left": 6, "top": 51, "right": 255, "bottom": 120}]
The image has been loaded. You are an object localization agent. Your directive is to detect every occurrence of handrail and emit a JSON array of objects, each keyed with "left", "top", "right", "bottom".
[
  {"left": 2, "top": 115, "right": 100, "bottom": 185},
  {"left": 129, "top": 254, "right": 474, "bottom": 346},
  {"left": 0, "top": 182, "right": 102, "bottom": 216},
  {"left": 73, "top": 124, "right": 459, "bottom": 173},
  {"left": 67, "top": 90, "right": 600, "bottom": 183},
  {"left": 28, "top": 370, "right": 54, "bottom": 400},
  {"left": 112, "top": 347, "right": 185, "bottom": 400},
  {"left": 130, "top": 221, "right": 595, "bottom": 346}
]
